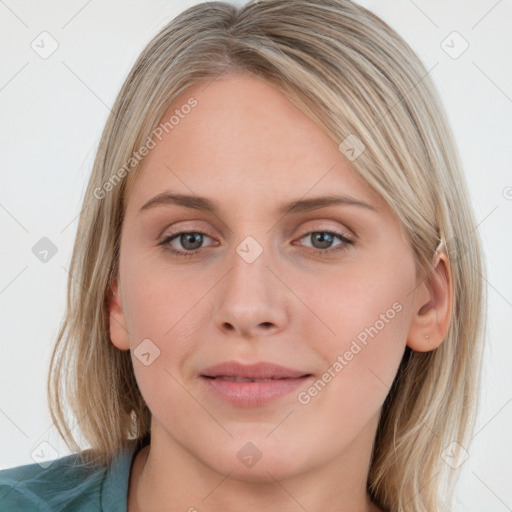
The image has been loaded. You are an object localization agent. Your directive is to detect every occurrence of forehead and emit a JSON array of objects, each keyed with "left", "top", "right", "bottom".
[{"left": 123, "top": 73, "right": 385, "bottom": 216}]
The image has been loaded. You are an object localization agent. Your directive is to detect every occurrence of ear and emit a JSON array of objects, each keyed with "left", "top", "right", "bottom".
[
  {"left": 407, "top": 246, "right": 453, "bottom": 352},
  {"left": 107, "top": 279, "right": 130, "bottom": 351}
]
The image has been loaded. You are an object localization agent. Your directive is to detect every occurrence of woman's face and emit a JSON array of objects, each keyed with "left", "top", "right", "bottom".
[{"left": 110, "top": 73, "right": 423, "bottom": 481}]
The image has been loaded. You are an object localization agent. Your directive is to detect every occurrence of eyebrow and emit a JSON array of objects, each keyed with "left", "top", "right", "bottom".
[{"left": 139, "top": 191, "right": 378, "bottom": 215}]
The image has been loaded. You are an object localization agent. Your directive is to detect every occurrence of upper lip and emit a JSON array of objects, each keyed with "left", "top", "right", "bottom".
[{"left": 200, "top": 361, "right": 311, "bottom": 380}]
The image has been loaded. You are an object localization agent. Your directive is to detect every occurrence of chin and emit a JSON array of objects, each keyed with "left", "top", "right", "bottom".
[{"left": 198, "top": 439, "right": 311, "bottom": 483}]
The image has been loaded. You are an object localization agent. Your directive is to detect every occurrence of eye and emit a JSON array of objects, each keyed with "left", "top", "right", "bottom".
[
  {"left": 296, "top": 230, "right": 353, "bottom": 256},
  {"left": 158, "top": 231, "right": 216, "bottom": 257}
]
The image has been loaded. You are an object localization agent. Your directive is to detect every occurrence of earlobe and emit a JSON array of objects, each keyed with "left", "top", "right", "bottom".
[
  {"left": 108, "top": 279, "right": 131, "bottom": 351},
  {"left": 406, "top": 246, "right": 453, "bottom": 353}
]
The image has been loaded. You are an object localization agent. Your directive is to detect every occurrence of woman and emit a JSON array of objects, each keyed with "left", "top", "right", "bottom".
[{"left": 0, "top": 1, "right": 486, "bottom": 511}]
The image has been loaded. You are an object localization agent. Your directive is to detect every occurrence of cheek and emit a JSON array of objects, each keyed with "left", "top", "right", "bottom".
[
  {"left": 303, "top": 258, "right": 414, "bottom": 409},
  {"left": 119, "top": 252, "right": 209, "bottom": 399},
  {"left": 121, "top": 249, "right": 204, "bottom": 342}
]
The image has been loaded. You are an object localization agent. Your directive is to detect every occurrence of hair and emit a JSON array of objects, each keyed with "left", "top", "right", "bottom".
[{"left": 47, "top": 1, "right": 486, "bottom": 510}]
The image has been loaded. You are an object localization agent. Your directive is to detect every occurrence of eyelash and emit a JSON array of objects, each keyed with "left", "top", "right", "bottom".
[{"left": 157, "top": 229, "right": 353, "bottom": 258}]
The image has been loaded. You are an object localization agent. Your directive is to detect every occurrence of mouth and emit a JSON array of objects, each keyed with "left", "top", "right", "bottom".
[
  {"left": 202, "top": 376, "right": 310, "bottom": 382},
  {"left": 201, "top": 373, "right": 312, "bottom": 382},
  {"left": 200, "top": 361, "right": 312, "bottom": 380},
  {"left": 199, "top": 361, "right": 313, "bottom": 406}
]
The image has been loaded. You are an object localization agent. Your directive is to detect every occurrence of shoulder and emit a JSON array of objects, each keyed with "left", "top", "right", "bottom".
[{"left": 0, "top": 446, "right": 135, "bottom": 512}]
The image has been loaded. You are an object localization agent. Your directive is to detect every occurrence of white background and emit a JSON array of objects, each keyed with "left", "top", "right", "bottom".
[{"left": 1, "top": 1, "right": 511, "bottom": 510}]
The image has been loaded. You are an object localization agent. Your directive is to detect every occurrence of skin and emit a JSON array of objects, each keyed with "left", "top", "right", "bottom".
[{"left": 108, "top": 73, "right": 452, "bottom": 512}]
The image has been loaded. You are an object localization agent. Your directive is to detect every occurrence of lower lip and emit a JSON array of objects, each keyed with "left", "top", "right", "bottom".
[{"left": 200, "top": 376, "right": 312, "bottom": 407}]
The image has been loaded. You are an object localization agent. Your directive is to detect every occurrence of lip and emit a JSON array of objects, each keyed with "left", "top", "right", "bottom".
[{"left": 199, "top": 361, "right": 313, "bottom": 407}]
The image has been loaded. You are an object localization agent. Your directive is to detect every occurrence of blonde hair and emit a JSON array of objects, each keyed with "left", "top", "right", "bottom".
[{"left": 48, "top": 1, "right": 486, "bottom": 510}]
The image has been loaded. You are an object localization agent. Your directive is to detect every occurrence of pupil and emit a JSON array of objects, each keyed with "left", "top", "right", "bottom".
[
  {"left": 182, "top": 233, "right": 202, "bottom": 250},
  {"left": 313, "top": 232, "right": 333, "bottom": 249}
]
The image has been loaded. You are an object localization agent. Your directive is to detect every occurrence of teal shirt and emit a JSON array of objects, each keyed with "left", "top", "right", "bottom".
[{"left": 0, "top": 440, "right": 146, "bottom": 512}]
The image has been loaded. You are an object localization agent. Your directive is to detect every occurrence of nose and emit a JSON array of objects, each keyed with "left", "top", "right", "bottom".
[{"left": 212, "top": 242, "right": 289, "bottom": 339}]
